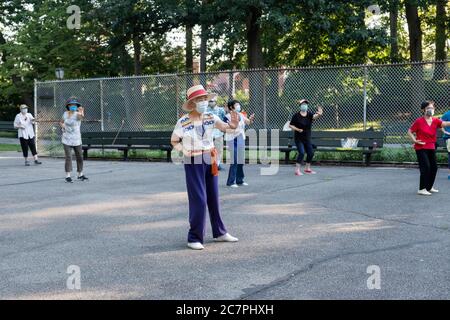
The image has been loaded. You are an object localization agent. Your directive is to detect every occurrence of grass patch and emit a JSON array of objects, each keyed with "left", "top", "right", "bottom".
[
  {"left": 88, "top": 149, "right": 168, "bottom": 159},
  {"left": 0, "top": 131, "right": 16, "bottom": 138},
  {"left": 0, "top": 144, "right": 20, "bottom": 152}
]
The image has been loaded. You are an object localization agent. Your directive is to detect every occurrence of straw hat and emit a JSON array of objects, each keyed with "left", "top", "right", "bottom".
[
  {"left": 182, "top": 85, "right": 217, "bottom": 112},
  {"left": 19, "top": 104, "right": 29, "bottom": 110}
]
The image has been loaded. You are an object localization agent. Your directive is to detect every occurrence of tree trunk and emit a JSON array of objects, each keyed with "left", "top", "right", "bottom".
[
  {"left": 405, "top": 1, "right": 423, "bottom": 62},
  {"left": 200, "top": 21, "right": 208, "bottom": 86},
  {"left": 433, "top": 0, "right": 447, "bottom": 80},
  {"left": 0, "top": 31, "right": 6, "bottom": 63},
  {"left": 246, "top": 6, "right": 264, "bottom": 128},
  {"left": 246, "top": 6, "right": 264, "bottom": 69},
  {"left": 132, "top": 34, "right": 142, "bottom": 76},
  {"left": 200, "top": 0, "right": 208, "bottom": 73},
  {"left": 389, "top": 0, "right": 400, "bottom": 63},
  {"left": 118, "top": 42, "right": 131, "bottom": 75},
  {"left": 200, "top": 26, "right": 207, "bottom": 72},
  {"left": 185, "top": 24, "right": 194, "bottom": 73}
]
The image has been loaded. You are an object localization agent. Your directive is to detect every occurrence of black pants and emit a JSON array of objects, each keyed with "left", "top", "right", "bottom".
[
  {"left": 295, "top": 139, "right": 314, "bottom": 164},
  {"left": 416, "top": 149, "right": 438, "bottom": 191},
  {"left": 19, "top": 137, "right": 37, "bottom": 158}
]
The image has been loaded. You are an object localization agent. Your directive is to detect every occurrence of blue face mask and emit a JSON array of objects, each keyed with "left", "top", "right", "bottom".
[
  {"left": 69, "top": 105, "right": 78, "bottom": 112},
  {"left": 235, "top": 104, "right": 241, "bottom": 113},
  {"left": 195, "top": 101, "right": 208, "bottom": 114},
  {"left": 300, "top": 104, "right": 308, "bottom": 112}
]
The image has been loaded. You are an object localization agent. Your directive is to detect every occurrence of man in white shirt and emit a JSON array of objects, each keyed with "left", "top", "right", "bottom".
[{"left": 13, "top": 104, "right": 42, "bottom": 166}]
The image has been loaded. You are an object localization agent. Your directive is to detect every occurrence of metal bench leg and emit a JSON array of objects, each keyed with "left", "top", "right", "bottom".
[
  {"left": 123, "top": 149, "right": 129, "bottom": 161},
  {"left": 83, "top": 148, "right": 88, "bottom": 160},
  {"left": 285, "top": 151, "right": 290, "bottom": 164},
  {"left": 365, "top": 153, "right": 372, "bottom": 166},
  {"left": 166, "top": 150, "right": 172, "bottom": 162}
]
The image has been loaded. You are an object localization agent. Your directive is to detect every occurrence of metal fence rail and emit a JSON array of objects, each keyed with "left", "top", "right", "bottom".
[{"left": 35, "top": 61, "right": 449, "bottom": 162}]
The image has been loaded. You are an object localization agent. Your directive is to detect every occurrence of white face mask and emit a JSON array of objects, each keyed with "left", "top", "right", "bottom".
[
  {"left": 195, "top": 100, "right": 209, "bottom": 114},
  {"left": 21, "top": 109, "right": 28, "bottom": 114},
  {"left": 234, "top": 104, "right": 241, "bottom": 113},
  {"left": 425, "top": 109, "right": 434, "bottom": 116}
]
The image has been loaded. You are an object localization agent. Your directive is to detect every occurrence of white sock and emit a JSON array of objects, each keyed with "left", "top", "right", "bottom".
[
  {"left": 78, "top": 172, "right": 83, "bottom": 177},
  {"left": 34, "top": 155, "right": 38, "bottom": 160},
  {"left": 66, "top": 172, "right": 71, "bottom": 178}
]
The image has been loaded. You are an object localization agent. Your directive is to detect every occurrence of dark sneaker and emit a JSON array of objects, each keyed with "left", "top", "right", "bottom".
[
  {"left": 65, "top": 177, "right": 73, "bottom": 183},
  {"left": 77, "top": 175, "right": 89, "bottom": 181},
  {"left": 25, "top": 161, "right": 31, "bottom": 166},
  {"left": 34, "top": 160, "right": 42, "bottom": 165}
]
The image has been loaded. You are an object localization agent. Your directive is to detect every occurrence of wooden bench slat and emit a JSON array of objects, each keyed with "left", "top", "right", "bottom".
[
  {"left": 311, "top": 139, "right": 384, "bottom": 148},
  {"left": 311, "top": 131, "right": 384, "bottom": 139}
]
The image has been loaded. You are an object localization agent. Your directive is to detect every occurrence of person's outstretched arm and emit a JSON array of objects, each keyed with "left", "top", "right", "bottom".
[
  {"left": 77, "top": 107, "right": 85, "bottom": 120},
  {"left": 216, "top": 111, "right": 239, "bottom": 132},
  {"left": 313, "top": 106, "right": 323, "bottom": 120},
  {"left": 244, "top": 113, "right": 255, "bottom": 125}
]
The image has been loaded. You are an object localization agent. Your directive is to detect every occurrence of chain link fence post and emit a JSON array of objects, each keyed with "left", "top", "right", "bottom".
[
  {"left": 363, "top": 65, "right": 368, "bottom": 131},
  {"left": 263, "top": 70, "right": 267, "bottom": 128},
  {"left": 34, "top": 78, "right": 38, "bottom": 147},
  {"left": 100, "top": 79, "right": 104, "bottom": 131}
]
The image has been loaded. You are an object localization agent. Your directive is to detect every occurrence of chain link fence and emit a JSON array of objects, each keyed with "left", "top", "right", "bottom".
[{"left": 35, "top": 60, "right": 449, "bottom": 162}]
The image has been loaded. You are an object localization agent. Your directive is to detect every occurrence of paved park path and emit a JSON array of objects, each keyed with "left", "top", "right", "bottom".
[
  {"left": 0, "top": 152, "right": 449, "bottom": 299},
  {"left": 0, "top": 138, "right": 19, "bottom": 145}
]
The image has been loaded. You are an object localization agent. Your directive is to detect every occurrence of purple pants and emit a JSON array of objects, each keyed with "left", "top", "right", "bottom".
[{"left": 184, "top": 155, "right": 227, "bottom": 244}]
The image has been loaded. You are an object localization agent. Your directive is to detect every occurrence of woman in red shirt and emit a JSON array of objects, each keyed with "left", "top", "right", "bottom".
[{"left": 408, "top": 101, "right": 450, "bottom": 196}]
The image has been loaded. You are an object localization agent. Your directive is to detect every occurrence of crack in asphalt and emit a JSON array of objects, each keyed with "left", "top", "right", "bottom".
[
  {"left": 238, "top": 239, "right": 441, "bottom": 300},
  {"left": 322, "top": 205, "right": 450, "bottom": 234},
  {"left": 0, "top": 169, "right": 115, "bottom": 187}
]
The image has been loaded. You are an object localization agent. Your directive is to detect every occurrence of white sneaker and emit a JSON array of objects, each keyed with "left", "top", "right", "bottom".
[
  {"left": 187, "top": 242, "right": 204, "bottom": 250},
  {"left": 429, "top": 188, "right": 439, "bottom": 193},
  {"left": 229, "top": 184, "right": 239, "bottom": 188},
  {"left": 214, "top": 233, "right": 239, "bottom": 242},
  {"left": 417, "top": 189, "right": 432, "bottom": 196},
  {"left": 239, "top": 182, "right": 249, "bottom": 186}
]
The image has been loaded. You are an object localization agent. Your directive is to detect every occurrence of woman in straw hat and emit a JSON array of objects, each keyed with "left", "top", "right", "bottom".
[
  {"left": 171, "top": 85, "right": 240, "bottom": 250},
  {"left": 13, "top": 104, "right": 42, "bottom": 166}
]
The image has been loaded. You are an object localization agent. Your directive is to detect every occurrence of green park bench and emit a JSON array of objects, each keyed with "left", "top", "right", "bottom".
[
  {"left": 0, "top": 121, "right": 16, "bottom": 132},
  {"left": 258, "top": 129, "right": 384, "bottom": 166},
  {"left": 81, "top": 131, "right": 173, "bottom": 162}
]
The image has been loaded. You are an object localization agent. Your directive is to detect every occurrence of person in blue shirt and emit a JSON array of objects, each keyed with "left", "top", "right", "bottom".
[
  {"left": 441, "top": 109, "right": 450, "bottom": 179},
  {"left": 207, "top": 96, "right": 227, "bottom": 170}
]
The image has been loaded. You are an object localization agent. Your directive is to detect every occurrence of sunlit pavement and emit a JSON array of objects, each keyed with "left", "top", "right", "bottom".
[{"left": 1, "top": 152, "right": 449, "bottom": 299}]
